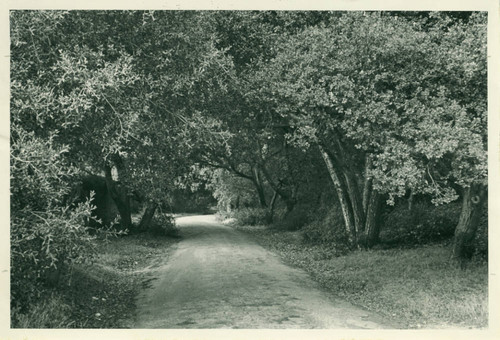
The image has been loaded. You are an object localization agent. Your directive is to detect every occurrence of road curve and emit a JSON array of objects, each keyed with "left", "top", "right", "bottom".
[{"left": 133, "top": 215, "right": 394, "bottom": 329}]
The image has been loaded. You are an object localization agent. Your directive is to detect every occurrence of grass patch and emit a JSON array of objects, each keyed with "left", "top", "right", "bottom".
[
  {"left": 235, "top": 225, "right": 488, "bottom": 329},
  {"left": 12, "top": 232, "right": 179, "bottom": 328}
]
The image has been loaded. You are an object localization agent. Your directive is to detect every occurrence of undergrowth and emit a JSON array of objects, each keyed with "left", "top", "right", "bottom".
[
  {"left": 234, "top": 225, "right": 488, "bottom": 329},
  {"left": 11, "top": 232, "right": 178, "bottom": 328}
]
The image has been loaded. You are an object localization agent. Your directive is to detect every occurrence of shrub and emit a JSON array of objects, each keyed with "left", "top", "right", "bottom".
[
  {"left": 231, "top": 207, "right": 271, "bottom": 226},
  {"left": 301, "top": 206, "right": 350, "bottom": 251},
  {"left": 11, "top": 198, "right": 98, "bottom": 306},
  {"left": 380, "top": 201, "right": 461, "bottom": 247},
  {"left": 215, "top": 210, "right": 232, "bottom": 221},
  {"left": 149, "top": 212, "right": 179, "bottom": 237},
  {"left": 273, "top": 205, "right": 310, "bottom": 231},
  {"left": 10, "top": 126, "right": 100, "bottom": 313}
]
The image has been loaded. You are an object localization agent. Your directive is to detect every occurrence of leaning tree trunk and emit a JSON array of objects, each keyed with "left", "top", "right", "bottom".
[
  {"left": 251, "top": 167, "right": 268, "bottom": 208},
  {"left": 319, "top": 145, "right": 356, "bottom": 247},
  {"left": 451, "top": 184, "right": 487, "bottom": 263},
  {"left": 259, "top": 163, "right": 298, "bottom": 214},
  {"left": 255, "top": 183, "right": 268, "bottom": 208},
  {"left": 343, "top": 170, "right": 365, "bottom": 240},
  {"left": 268, "top": 190, "right": 278, "bottom": 223},
  {"left": 104, "top": 165, "right": 132, "bottom": 230},
  {"left": 138, "top": 202, "right": 158, "bottom": 231},
  {"left": 321, "top": 146, "right": 383, "bottom": 249}
]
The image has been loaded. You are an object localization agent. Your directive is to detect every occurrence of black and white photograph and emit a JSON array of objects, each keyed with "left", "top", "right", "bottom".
[{"left": 2, "top": 1, "right": 499, "bottom": 338}]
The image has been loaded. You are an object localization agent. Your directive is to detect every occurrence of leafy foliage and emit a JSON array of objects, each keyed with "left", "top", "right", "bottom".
[
  {"left": 272, "top": 205, "right": 311, "bottom": 231},
  {"left": 149, "top": 213, "right": 179, "bottom": 237},
  {"left": 381, "top": 202, "right": 461, "bottom": 246},
  {"left": 301, "top": 207, "right": 350, "bottom": 249},
  {"left": 207, "top": 169, "right": 263, "bottom": 211},
  {"left": 10, "top": 10, "right": 488, "bottom": 325},
  {"left": 10, "top": 124, "right": 98, "bottom": 311},
  {"left": 256, "top": 11, "right": 486, "bottom": 204},
  {"left": 229, "top": 207, "right": 272, "bottom": 226}
]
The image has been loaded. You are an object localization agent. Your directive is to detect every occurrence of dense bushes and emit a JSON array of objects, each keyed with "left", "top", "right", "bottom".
[
  {"left": 273, "top": 205, "right": 311, "bottom": 231},
  {"left": 229, "top": 207, "right": 272, "bottom": 226},
  {"left": 228, "top": 194, "right": 487, "bottom": 261},
  {"left": 301, "top": 207, "right": 350, "bottom": 250},
  {"left": 170, "top": 188, "right": 216, "bottom": 214},
  {"left": 300, "top": 199, "right": 487, "bottom": 256},
  {"left": 149, "top": 212, "right": 179, "bottom": 237},
  {"left": 228, "top": 205, "right": 314, "bottom": 228},
  {"left": 10, "top": 125, "right": 101, "bottom": 314},
  {"left": 380, "top": 202, "right": 461, "bottom": 247}
]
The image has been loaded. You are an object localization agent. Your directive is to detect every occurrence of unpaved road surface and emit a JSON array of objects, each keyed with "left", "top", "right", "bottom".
[{"left": 133, "top": 215, "right": 395, "bottom": 329}]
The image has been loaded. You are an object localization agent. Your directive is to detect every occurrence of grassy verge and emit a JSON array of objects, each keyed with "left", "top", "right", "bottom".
[
  {"left": 13, "top": 233, "right": 178, "bottom": 328},
  {"left": 234, "top": 225, "right": 488, "bottom": 329}
]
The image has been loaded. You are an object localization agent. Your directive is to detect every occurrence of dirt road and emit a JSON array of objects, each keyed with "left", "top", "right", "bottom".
[{"left": 133, "top": 215, "right": 394, "bottom": 329}]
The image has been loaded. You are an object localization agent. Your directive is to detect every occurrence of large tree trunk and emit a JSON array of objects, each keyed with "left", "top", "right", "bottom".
[
  {"left": 451, "top": 184, "right": 487, "bottom": 263},
  {"left": 138, "top": 202, "right": 158, "bottom": 231},
  {"left": 104, "top": 164, "right": 132, "bottom": 230},
  {"left": 320, "top": 146, "right": 383, "bottom": 249},
  {"left": 254, "top": 182, "right": 267, "bottom": 208},
  {"left": 319, "top": 145, "right": 356, "bottom": 247},
  {"left": 408, "top": 189, "right": 414, "bottom": 211},
  {"left": 361, "top": 190, "right": 381, "bottom": 248}
]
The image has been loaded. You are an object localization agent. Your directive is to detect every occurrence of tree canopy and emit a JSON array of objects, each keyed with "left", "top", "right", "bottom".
[{"left": 10, "top": 11, "right": 488, "bottom": 304}]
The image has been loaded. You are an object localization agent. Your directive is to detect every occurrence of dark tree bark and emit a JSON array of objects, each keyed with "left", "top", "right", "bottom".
[
  {"left": 259, "top": 163, "right": 297, "bottom": 213},
  {"left": 268, "top": 189, "right": 278, "bottom": 221},
  {"left": 138, "top": 202, "right": 158, "bottom": 231},
  {"left": 253, "top": 181, "right": 268, "bottom": 208},
  {"left": 362, "top": 155, "right": 373, "bottom": 212},
  {"left": 408, "top": 189, "right": 414, "bottom": 211},
  {"left": 104, "top": 164, "right": 132, "bottom": 230},
  {"left": 319, "top": 145, "right": 383, "bottom": 249},
  {"left": 251, "top": 166, "right": 268, "bottom": 208},
  {"left": 451, "top": 184, "right": 487, "bottom": 263},
  {"left": 343, "top": 170, "right": 365, "bottom": 238},
  {"left": 361, "top": 190, "right": 381, "bottom": 248}
]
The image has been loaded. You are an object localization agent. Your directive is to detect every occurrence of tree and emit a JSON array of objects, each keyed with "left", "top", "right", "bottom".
[
  {"left": 11, "top": 11, "right": 244, "bottom": 319},
  {"left": 254, "top": 12, "right": 487, "bottom": 253},
  {"left": 188, "top": 11, "right": 338, "bottom": 217},
  {"left": 11, "top": 10, "right": 234, "bottom": 230},
  {"left": 10, "top": 123, "right": 97, "bottom": 311}
]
